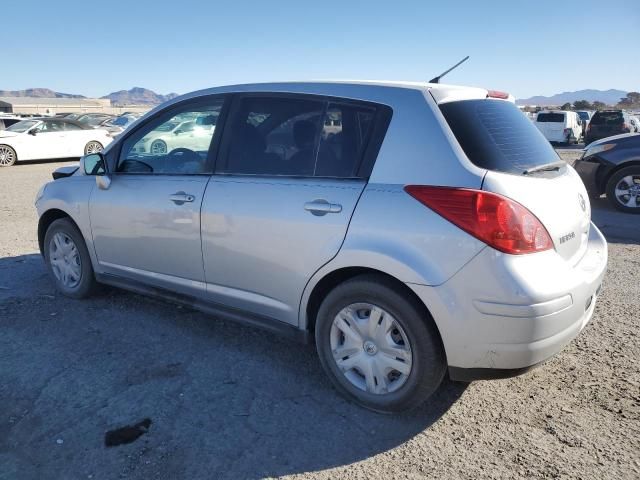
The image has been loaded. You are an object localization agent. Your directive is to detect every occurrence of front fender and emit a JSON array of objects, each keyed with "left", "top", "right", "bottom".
[{"left": 36, "top": 176, "right": 99, "bottom": 271}]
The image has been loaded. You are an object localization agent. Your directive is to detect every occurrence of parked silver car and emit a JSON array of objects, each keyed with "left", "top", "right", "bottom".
[{"left": 35, "top": 81, "right": 608, "bottom": 412}]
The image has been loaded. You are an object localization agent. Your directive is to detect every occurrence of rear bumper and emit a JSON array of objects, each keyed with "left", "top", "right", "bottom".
[{"left": 408, "top": 223, "right": 607, "bottom": 377}]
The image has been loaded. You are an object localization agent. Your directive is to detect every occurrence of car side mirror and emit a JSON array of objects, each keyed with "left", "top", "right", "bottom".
[
  {"left": 174, "top": 129, "right": 183, "bottom": 135},
  {"left": 28, "top": 129, "right": 38, "bottom": 136},
  {"left": 81, "top": 152, "right": 112, "bottom": 190}
]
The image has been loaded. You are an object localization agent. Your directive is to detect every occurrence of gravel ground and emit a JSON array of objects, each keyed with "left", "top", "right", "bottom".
[{"left": 1, "top": 153, "right": 639, "bottom": 480}]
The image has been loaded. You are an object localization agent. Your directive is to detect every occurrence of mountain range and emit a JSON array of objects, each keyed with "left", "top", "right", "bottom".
[
  {"left": 516, "top": 89, "right": 628, "bottom": 106},
  {"left": 0, "top": 87, "right": 179, "bottom": 105},
  {"left": 0, "top": 87, "right": 630, "bottom": 107}
]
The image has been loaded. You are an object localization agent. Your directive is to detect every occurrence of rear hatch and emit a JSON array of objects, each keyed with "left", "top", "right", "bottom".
[
  {"left": 535, "top": 112, "right": 567, "bottom": 141},
  {"left": 437, "top": 96, "right": 591, "bottom": 263},
  {"left": 588, "top": 110, "right": 625, "bottom": 139}
]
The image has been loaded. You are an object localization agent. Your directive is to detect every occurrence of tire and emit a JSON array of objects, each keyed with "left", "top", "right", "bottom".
[
  {"left": 84, "top": 141, "right": 104, "bottom": 155},
  {"left": 315, "top": 274, "right": 446, "bottom": 413},
  {"left": 605, "top": 166, "right": 640, "bottom": 214},
  {"left": 150, "top": 140, "right": 167, "bottom": 155},
  {"left": 43, "top": 218, "right": 97, "bottom": 298},
  {"left": 0, "top": 144, "right": 17, "bottom": 167}
]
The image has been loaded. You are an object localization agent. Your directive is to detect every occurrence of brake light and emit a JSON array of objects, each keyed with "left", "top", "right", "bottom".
[
  {"left": 404, "top": 186, "right": 553, "bottom": 254},
  {"left": 622, "top": 123, "right": 629, "bottom": 130},
  {"left": 487, "top": 90, "right": 509, "bottom": 99}
]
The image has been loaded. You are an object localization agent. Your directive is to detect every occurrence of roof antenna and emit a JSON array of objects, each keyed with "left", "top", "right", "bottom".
[{"left": 429, "top": 56, "right": 470, "bottom": 84}]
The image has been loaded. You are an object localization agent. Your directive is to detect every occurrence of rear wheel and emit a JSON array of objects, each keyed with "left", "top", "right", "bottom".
[
  {"left": 84, "top": 141, "right": 104, "bottom": 155},
  {"left": 44, "top": 218, "right": 97, "bottom": 298},
  {"left": 0, "top": 145, "right": 17, "bottom": 167},
  {"left": 150, "top": 140, "right": 167, "bottom": 155},
  {"left": 315, "top": 274, "right": 446, "bottom": 413},
  {"left": 606, "top": 166, "right": 640, "bottom": 213}
]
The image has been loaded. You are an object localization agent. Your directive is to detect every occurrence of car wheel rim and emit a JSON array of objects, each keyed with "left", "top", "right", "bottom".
[
  {"left": 85, "top": 142, "right": 103, "bottom": 154},
  {"left": 151, "top": 141, "right": 166, "bottom": 154},
  {"left": 614, "top": 175, "right": 640, "bottom": 208},
  {"left": 330, "top": 303, "right": 413, "bottom": 395},
  {"left": 49, "top": 232, "right": 82, "bottom": 288},
  {"left": 0, "top": 146, "right": 15, "bottom": 166}
]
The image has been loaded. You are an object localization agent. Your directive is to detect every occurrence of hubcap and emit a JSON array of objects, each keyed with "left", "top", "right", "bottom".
[
  {"left": 85, "top": 142, "right": 103, "bottom": 154},
  {"left": 330, "top": 303, "right": 413, "bottom": 395},
  {"left": 49, "top": 232, "right": 82, "bottom": 288},
  {"left": 151, "top": 141, "right": 167, "bottom": 154},
  {"left": 0, "top": 146, "right": 15, "bottom": 166},
  {"left": 614, "top": 175, "right": 640, "bottom": 208}
]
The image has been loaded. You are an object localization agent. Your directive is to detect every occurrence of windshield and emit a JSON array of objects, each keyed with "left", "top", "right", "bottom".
[
  {"left": 111, "top": 116, "right": 133, "bottom": 127},
  {"left": 5, "top": 120, "right": 39, "bottom": 133},
  {"left": 439, "top": 99, "right": 559, "bottom": 174},
  {"left": 86, "top": 117, "right": 109, "bottom": 126},
  {"left": 536, "top": 112, "right": 565, "bottom": 123}
]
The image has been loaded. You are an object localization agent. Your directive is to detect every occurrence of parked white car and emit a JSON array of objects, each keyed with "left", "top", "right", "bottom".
[
  {"left": 534, "top": 110, "right": 582, "bottom": 144},
  {"left": 0, "top": 118, "right": 112, "bottom": 167},
  {"left": 131, "top": 115, "right": 216, "bottom": 155}
]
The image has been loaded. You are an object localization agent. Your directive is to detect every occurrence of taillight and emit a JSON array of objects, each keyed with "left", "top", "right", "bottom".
[
  {"left": 563, "top": 128, "right": 571, "bottom": 136},
  {"left": 622, "top": 123, "right": 629, "bottom": 131},
  {"left": 404, "top": 186, "right": 554, "bottom": 254}
]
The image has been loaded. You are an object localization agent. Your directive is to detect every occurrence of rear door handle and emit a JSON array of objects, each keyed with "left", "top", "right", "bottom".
[
  {"left": 304, "top": 199, "right": 342, "bottom": 216},
  {"left": 169, "top": 192, "right": 195, "bottom": 205}
]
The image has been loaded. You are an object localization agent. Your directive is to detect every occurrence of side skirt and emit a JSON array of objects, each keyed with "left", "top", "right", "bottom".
[{"left": 95, "top": 273, "right": 310, "bottom": 344}]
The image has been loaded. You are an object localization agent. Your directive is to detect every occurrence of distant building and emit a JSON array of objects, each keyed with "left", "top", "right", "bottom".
[{"left": 0, "top": 97, "right": 151, "bottom": 115}]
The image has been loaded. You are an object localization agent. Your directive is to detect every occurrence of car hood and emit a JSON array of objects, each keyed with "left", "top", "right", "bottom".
[{"left": 586, "top": 132, "right": 640, "bottom": 148}]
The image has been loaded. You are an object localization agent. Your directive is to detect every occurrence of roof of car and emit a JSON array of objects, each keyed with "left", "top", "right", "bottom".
[
  {"left": 27, "top": 117, "right": 90, "bottom": 129},
  {"left": 161, "top": 80, "right": 496, "bottom": 108}
]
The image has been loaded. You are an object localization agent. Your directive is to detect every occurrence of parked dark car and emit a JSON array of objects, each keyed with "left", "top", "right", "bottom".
[
  {"left": 574, "top": 133, "right": 640, "bottom": 213},
  {"left": 584, "top": 110, "right": 633, "bottom": 145}
]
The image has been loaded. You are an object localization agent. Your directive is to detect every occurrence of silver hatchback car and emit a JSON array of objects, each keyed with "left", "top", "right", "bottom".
[{"left": 36, "top": 81, "right": 608, "bottom": 413}]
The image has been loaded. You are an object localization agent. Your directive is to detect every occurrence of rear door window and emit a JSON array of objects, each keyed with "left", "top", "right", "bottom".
[
  {"left": 591, "top": 111, "right": 623, "bottom": 125},
  {"left": 536, "top": 112, "right": 565, "bottom": 123},
  {"left": 439, "top": 99, "right": 559, "bottom": 174},
  {"left": 220, "top": 96, "right": 379, "bottom": 178}
]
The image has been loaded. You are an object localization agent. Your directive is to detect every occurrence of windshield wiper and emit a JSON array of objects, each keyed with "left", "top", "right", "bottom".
[{"left": 523, "top": 161, "right": 566, "bottom": 175}]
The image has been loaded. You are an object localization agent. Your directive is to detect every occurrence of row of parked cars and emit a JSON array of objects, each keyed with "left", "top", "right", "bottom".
[
  {"left": 533, "top": 108, "right": 640, "bottom": 145},
  {"left": 0, "top": 112, "right": 145, "bottom": 167}
]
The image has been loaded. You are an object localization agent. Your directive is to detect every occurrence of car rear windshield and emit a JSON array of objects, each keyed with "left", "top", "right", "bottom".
[
  {"left": 590, "top": 111, "right": 623, "bottom": 125},
  {"left": 439, "top": 99, "right": 559, "bottom": 174},
  {"left": 536, "top": 112, "right": 565, "bottom": 123}
]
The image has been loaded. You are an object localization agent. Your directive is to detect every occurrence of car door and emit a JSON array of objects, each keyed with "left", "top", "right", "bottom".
[
  {"left": 29, "top": 119, "right": 68, "bottom": 159},
  {"left": 89, "top": 96, "right": 226, "bottom": 297},
  {"left": 201, "top": 94, "right": 383, "bottom": 326}
]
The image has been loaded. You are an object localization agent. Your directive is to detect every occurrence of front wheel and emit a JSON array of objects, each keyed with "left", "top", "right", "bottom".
[
  {"left": 43, "top": 218, "right": 97, "bottom": 298},
  {"left": 315, "top": 274, "right": 446, "bottom": 413},
  {"left": 0, "top": 145, "right": 17, "bottom": 167},
  {"left": 606, "top": 166, "right": 640, "bottom": 213}
]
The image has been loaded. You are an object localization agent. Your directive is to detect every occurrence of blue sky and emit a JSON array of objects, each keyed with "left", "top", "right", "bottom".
[{"left": 4, "top": 0, "right": 639, "bottom": 99}]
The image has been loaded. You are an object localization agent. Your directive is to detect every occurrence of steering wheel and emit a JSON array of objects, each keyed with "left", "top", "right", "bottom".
[
  {"left": 166, "top": 147, "right": 205, "bottom": 173},
  {"left": 167, "top": 148, "right": 200, "bottom": 162}
]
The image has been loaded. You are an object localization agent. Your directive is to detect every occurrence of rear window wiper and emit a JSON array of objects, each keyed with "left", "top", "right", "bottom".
[{"left": 523, "top": 161, "right": 566, "bottom": 175}]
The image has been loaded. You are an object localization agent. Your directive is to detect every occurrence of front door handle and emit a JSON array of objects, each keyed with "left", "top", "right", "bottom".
[
  {"left": 169, "top": 192, "right": 195, "bottom": 205},
  {"left": 304, "top": 199, "right": 342, "bottom": 216}
]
